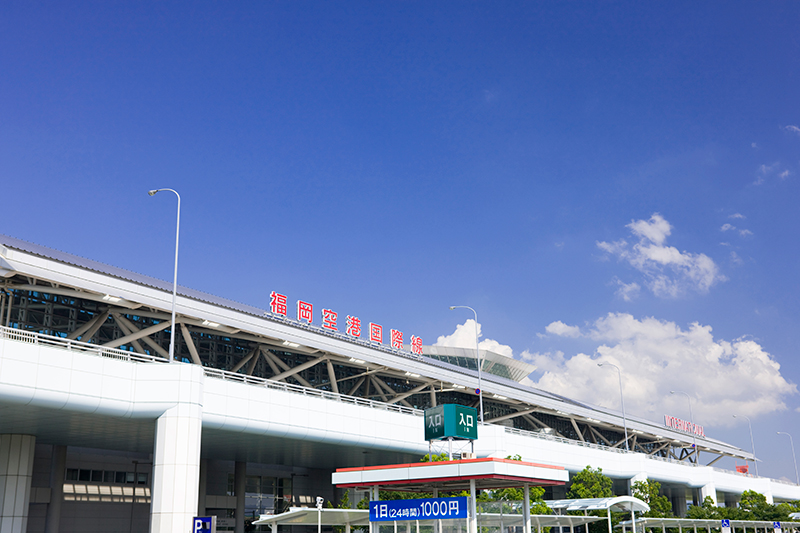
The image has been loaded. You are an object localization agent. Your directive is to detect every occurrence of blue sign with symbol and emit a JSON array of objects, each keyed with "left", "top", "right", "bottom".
[
  {"left": 370, "top": 497, "right": 468, "bottom": 522},
  {"left": 193, "top": 516, "right": 215, "bottom": 532},
  {"left": 773, "top": 523, "right": 781, "bottom": 530},
  {"left": 721, "top": 520, "right": 731, "bottom": 528}
]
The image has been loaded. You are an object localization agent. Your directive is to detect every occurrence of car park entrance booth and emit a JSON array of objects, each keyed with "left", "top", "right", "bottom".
[{"left": 331, "top": 457, "right": 569, "bottom": 533}]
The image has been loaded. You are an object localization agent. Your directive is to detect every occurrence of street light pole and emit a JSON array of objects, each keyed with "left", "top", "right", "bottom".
[
  {"left": 777, "top": 431, "right": 799, "bottom": 485},
  {"left": 449, "top": 306, "right": 483, "bottom": 424},
  {"left": 597, "top": 362, "right": 629, "bottom": 451},
  {"left": 670, "top": 390, "right": 697, "bottom": 462},
  {"left": 732, "top": 414, "right": 758, "bottom": 476},
  {"left": 148, "top": 188, "right": 181, "bottom": 363}
]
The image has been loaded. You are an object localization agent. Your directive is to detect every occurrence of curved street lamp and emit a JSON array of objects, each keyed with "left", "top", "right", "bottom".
[
  {"left": 598, "top": 362, "right": 629, "bottom": 451},
  {"left": 148, "top": 188, "right": 181, "bottom": 363},
  {"left": 776, "top": 431, "right": 799, "bottom": 485},
  {"left": 670, "top": 390, "right": 697, "bottom": 462},
  {"left": 449, "top": 306, "right": 484, "bottom": 424},
  {"left": 732, "top": 414, "right": 758, "bottom": 476}
]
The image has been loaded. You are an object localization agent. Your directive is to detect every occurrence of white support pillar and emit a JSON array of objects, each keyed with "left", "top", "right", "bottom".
[
  {"left": 44, "top": 444, "right": 67, "bottom": 533},
  {"left": 700, "top": 484, "right": 717, "bottom": 506},
  {"left": 523, "top": 484, "right": 531, "bottom": 533},
  {"left": 628, "top": 472, "right": 647, "bottom": 496},
  {"left": 0, "top": 434, "right": 36, "bottom": 533},
  {"left": 149, "top": 404, "right": 203, "bottom": 533},
  {"left": 235, "top": 461, "right": 246, "bottom": 533},
  {"left": 470, "top": 479, "right": 477, "bottom": 533}
]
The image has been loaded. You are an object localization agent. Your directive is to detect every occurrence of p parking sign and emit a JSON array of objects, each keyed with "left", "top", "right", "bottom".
[{"left": 193, "top": 516, "right": 217, "bottom": 533}]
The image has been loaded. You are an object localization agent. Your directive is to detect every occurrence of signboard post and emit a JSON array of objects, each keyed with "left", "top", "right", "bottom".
[
  {"left": 425, "top": 405, "right": 478, "bottom": 460},
  {"left": 773, "top": 522, "right": 782, "bottom": 533},
  {"left": 192, "top": 516, "right": 217, "bottom": 533},
  {"left": 370, "top": 497, "right": 468, "bottom": 522}
]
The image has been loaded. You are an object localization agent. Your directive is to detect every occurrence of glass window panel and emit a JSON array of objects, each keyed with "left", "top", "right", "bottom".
[
  {"left": 245, "top": 475, "right": 260, "bottom": 493},
  {"left": 78, "top": 469, "right": 90, "bottom": 482},
  {"left": 91, "top": 470, "right": 102, "bottom": 482},
  {"left": 65, "top": 468, "right": 79, "bottom": 481},
  {"left": 115, "top": 471, "right": 127, "bottom": 483}
]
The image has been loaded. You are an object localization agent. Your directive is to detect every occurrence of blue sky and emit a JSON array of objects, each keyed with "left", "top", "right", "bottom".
[{"left": 1, "top": 2, "right": 799, "bottom": 483}]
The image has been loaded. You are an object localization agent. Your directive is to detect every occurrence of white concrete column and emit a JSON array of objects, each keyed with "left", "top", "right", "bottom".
[
  {"left": 628, "top": 472, "right": 647, "bottom": 496},
  {"left": 235, "top": 461, "right": 246, "bottom": 533},
  {"left": 149, "top": 403, "right": 203, "bottom": 533},
  {"left": 699, "top": 483, "right": 717, "bottom": 506},
  {"left": 469, "top": 479, "right": 477, "bottom": 533},
  {"left": 523, "top": 484, "right": 531, "bottom": 533},
  {"left": 0, "top": 434, "right": 36, "bottom": 533},
  {"left": 44, "top": 444, "right": 67, "bottom": 533}
]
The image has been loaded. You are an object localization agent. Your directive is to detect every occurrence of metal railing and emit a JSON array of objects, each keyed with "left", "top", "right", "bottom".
[
  {"left": 0, "top": 325, "right": 166, "bottom": 364},
  {"left": 505, "top": 426, "right": 629, "bottom": 455},
  {"left": 202, "top": 366, "right": 425, "bottom": 417}
]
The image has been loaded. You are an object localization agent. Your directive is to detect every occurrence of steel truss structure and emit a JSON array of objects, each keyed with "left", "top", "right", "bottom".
[{"left": 0, "top": 278, "right": 722, "bottom": 467}]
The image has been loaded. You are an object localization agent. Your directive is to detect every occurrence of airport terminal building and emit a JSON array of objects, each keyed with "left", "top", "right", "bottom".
[{"left": 0, "top": 234, "right": 797, "bottom": 533}]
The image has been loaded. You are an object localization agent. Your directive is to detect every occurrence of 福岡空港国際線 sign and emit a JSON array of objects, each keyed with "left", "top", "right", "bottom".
[
  {"left": 370, "top": 497, "right": 468, "bottom": 522},
  {"left": 268, "top": 291, "right": 424, "bottom": 355},
  {"left": 425, "top": 404, "right": 477, "bottom": 441},
  {"left": 664, "top": 414, "right": 705, "bottom": 438}
]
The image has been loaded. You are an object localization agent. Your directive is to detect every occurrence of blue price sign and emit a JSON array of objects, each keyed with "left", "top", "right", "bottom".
[{"left": 370, "top": 497, "right": 468, "bottom": 522}]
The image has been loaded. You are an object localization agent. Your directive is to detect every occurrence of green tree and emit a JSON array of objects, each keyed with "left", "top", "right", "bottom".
[
  {"left": 420, "top": 452, "right": 450, "bottom": 462},
  {"left": 568, "top": 466, "right": 613, "bottom": 499},
  {"left": 686, "top": 497, "right": 720, "bottom": 520},
  {"left": 567, "top": 467, "right": 614, "bottom": 533},
  {"left": 631, "top": 480, "right": 672, "bottom": 518}
]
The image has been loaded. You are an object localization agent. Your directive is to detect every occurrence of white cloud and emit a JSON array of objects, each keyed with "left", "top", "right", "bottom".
[
  {"left": 627, "top": 214, "right": 671, "bottom": 246},
  {"left": 435, "top": 319, "right": 513, "bottom": 357},
  {"left": 545, "top": 321, "right": 582, "bottom": 338},
  {"left": 785, "top": 125, "right": 800, "bottom": 136},
  {"left": 730, "top": 251, "right": 743, "bottom": 265},
  {"left": 597, "top": 213, "right": 726, "bottom": 298},
  {"left": 613, "top": 278, "right": 641, "bottom": 301},
  {"left": 722, "top": 221, "right": 752, "bottom": 238},
  {"left": 751, "top": 142, "right": 758, "bottom": 148},
  {"left": 755, "top": 162, "right": 789, "bottom": 185},
  {"left": 528, "top": 313, "right": 797, "bottom": 426},
  {"left": 730, "top": 213, "right": 746, "bottom": 219}
]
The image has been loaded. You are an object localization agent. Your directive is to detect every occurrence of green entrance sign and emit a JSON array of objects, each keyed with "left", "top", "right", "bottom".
[{"left": 424, "top": 404, "right": 478, "bottom": 441}]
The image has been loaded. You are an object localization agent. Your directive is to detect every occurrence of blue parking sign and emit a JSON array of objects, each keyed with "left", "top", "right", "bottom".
[
  {"left": 721, "top": 520, "right": 731, "bottom": 528},
  {"left": 193, "top": 516, "right": 216, "bottom": 532}
]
